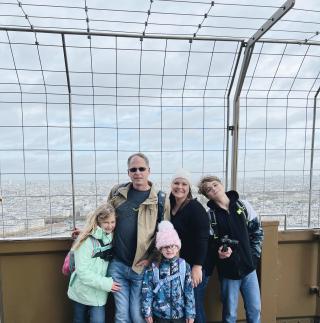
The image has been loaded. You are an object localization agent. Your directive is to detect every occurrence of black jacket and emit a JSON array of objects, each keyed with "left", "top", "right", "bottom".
[
  {"left": 170, "top": 197, "right": 209, "bottom": 269},
  {"left": 207, "top": 191, "right": 263, "bottom": 279}
]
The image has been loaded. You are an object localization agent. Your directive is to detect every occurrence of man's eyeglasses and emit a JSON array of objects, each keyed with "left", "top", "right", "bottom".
[{"left": 128, "top": 167, "right": 147, "bottom": 173}]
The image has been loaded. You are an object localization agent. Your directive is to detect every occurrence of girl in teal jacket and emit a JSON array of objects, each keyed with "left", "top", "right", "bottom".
[{"left": 68, "top": 203, "right": 121, "bottom": 323}]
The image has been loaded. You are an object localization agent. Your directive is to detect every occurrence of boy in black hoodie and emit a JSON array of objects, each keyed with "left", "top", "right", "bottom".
[{"left": 198, "top": 176, "right": 263, "bottom": 323}]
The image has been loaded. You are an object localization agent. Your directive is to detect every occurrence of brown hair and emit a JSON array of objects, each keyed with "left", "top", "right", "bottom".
[
  {"left": 169, "top": 189, "right": 193, "bottom": 213},
  {"left": 197, "top": 175, "right": 222, "bottom": 198}
]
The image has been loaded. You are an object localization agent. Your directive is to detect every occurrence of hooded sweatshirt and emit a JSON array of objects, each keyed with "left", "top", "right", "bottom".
[{"left": 207, "top": 190, "right": 263, "bottom": 279}]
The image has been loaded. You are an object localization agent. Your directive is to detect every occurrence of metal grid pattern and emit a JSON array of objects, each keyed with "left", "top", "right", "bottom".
[
  {"left": 238, "top": 42, "right": 320, "bottom": 228},
  {"left": 1, "top": 0, "right": 319, "bottom": 42},
  {"left": 0, "top": 0, "right": 319, "bottom": 238}
]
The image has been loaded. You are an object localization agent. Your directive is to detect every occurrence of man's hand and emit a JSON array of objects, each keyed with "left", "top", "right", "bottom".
[
  {"left": 191, "top": 265, "right": 202, "bottom": 288},
  {"left": 71, "top": 227, "right": 80, "bottom": 240},
  {"left": 218, "top": 246, "right": 232, "bottom": 259},
  {"left": 145, "top": 316, "right": 153, "bottom": 323},
  {"left": 111, "top": 281, "right": 121, "bottom": 292},
  {"left": 186, "top": 319, "right": 194, "bottom": 323},
  {"left": 136, "top": 259, "right": 150, "bottom": 267}
]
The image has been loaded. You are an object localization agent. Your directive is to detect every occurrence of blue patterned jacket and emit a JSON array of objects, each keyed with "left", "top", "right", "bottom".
[{"left": 141, "top": 257, "right": 195, "bottom": 319}]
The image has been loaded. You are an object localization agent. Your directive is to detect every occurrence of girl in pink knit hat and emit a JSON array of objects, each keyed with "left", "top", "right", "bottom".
[{"left": 141, "top": 220, "right": 195, "bottom": 323}]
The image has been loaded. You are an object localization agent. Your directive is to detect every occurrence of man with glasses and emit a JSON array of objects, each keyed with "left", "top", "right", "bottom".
[{"left": 107, "top": 153, "right": 169, "bottom": 323}]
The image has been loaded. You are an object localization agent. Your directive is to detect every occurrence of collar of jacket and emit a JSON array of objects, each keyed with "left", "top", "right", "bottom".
[
  {"left": 207, "top": 190, "right": 239, "bottom": 210},
  {"left": 91, "top": 226, "right": 113, "bottom": 242},
  {"left": 162, "top": 256, "right": 179, "bottom": 264},
  {"left": 117, "top": 181, "right": 158, "bottom": 205}
]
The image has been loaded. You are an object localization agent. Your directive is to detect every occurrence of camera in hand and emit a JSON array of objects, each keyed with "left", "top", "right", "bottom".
[{"left": 220, "top": 235, "right": 239, "bottom": 252}]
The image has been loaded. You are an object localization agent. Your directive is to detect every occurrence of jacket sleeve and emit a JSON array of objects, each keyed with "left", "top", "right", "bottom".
[
  {"left": 107, "top": 184, "right": 119, "bottom": 204},
  {"left": 190, "top": 200, "right": 210, "bottom": 266},
  {"left": 184, "top": 263, "right": 196, "bottom": 319},
  {"left": 141, "top": 267, "right": 154, "bottom": 318},
  {"left": 242, "top": 200, "right": 264, "bottom": 258},
  {"left": 163, "top": 195, "right": 171, "bottom": 221},
  {"left": 74, "top": 239, "right": 113, "bottom": 292}
]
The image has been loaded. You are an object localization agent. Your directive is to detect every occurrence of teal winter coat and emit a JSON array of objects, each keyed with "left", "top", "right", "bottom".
[{"left": 67, "top": 226, "right": 113, "bottom": 306}]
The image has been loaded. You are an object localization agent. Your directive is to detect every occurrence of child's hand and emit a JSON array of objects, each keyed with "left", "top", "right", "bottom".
[
  {"left": 111, "top": 281, "right": 121, "bottom": 292},
  {"left": 145, "top": 317, "right": 153, "bottom": 323}
]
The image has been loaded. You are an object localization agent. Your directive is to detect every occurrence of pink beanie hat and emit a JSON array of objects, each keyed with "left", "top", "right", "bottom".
[{"left": 156, "top": 220, "right": 181, "bottom": 250}]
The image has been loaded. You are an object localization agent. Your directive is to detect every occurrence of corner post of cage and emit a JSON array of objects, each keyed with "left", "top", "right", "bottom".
[
  {"left": 231, "top": 44, "right": 254, "bottom": 190},
  {"left": 62, "top": 33, "right": 76, "bottom": 228},
  {"left": 225, "top": 41, "right": 245, "bottom": 190},
  {"left": 308, "top": 86, "right": 320, "bottom": 227},
  {"left": 230, "top": 0, "right": 295, "bottom": 190}
]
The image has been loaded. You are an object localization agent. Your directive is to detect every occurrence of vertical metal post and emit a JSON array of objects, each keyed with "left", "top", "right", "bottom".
[
  {"left": 225, "top": 42, "right": 244, "bottom": 190},
  {"left": 62, "top": 34, "right": 76, "bottom": 229},
  {"left": 308, "top": 86, "right": 320, "bottom": 227},
  {"left": 231, "top": 45, "right": 254, "bottom": 189},
  {"left": 230, "top": 0, "right": 295, "bottom": 190}
]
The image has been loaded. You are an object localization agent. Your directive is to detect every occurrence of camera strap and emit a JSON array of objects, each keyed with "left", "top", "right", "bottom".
[
  {"left": 208, "top": 209, "right": 219, "bottom": 239},
  {"left": 91, "top": 237, "right": 113, "bottom": 259},
  {"left": 208, "top": 199, "right": 248, "bottom": 240}
]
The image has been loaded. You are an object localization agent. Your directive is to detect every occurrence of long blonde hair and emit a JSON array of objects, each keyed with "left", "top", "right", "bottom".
[{"left": 72, "top": 203, "right": 115, "bottom": 250}]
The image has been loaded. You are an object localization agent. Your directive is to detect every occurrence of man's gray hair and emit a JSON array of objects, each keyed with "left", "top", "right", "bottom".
[{"left": 127, "top": 152, "right": 150, "bottom": 167}]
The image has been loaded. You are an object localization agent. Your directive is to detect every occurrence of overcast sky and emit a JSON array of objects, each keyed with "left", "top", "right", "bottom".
[{"left": 0, "top": 0, "right": 319, "bottom": 188}]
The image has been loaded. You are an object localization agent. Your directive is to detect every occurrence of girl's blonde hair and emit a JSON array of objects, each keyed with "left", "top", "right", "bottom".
[{"left": 72, "top": 202, "right": 115, "bottom": 250}]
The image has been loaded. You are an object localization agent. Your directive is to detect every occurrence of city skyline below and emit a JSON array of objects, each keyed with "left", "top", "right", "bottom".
[{"left": 1, "top": 174, "right": 319, "bottom": 239}]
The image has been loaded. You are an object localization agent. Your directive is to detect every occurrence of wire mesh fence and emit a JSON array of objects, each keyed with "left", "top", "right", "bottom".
[{"left": 0, "top": 0, "right": 319, "bottom": 238}]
